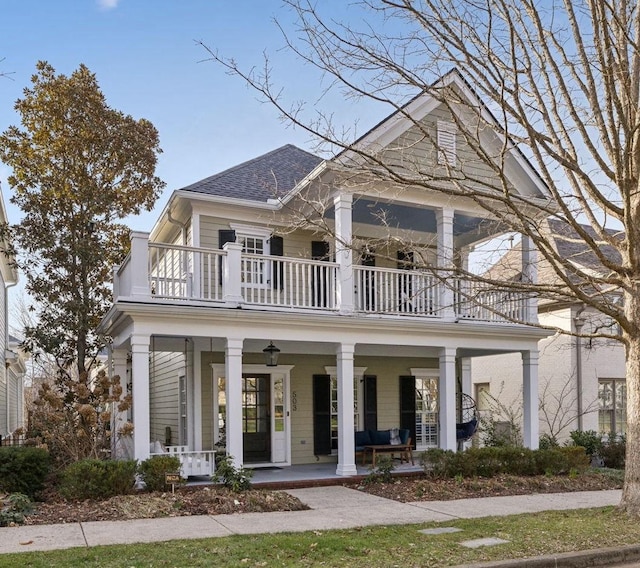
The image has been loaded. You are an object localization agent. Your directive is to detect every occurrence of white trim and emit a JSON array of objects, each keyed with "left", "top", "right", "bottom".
[
  {"left": 410, "top": 367, "right": 439, "bottom": 378},
  {"left": 229, "top": 224, "right": 272, "bottom": 240}
]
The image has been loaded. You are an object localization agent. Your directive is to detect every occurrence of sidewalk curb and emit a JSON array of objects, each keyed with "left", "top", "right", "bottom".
[{"left": 460, "top": 543, "right": 640, "bottom": 567}]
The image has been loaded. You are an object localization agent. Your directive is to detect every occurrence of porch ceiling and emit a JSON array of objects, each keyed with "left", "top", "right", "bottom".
[{"left": 325, "top": 198, "right": 505, "bottom": 244}]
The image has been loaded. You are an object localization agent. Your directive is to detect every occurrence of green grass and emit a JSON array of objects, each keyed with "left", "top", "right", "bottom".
[{"left": 0, "top": 506, "right": 636, "bottom": 567}]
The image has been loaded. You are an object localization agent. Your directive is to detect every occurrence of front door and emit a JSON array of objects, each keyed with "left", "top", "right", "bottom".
[{"left": 242, "top": 374, "right": 271, "bottom": 463}]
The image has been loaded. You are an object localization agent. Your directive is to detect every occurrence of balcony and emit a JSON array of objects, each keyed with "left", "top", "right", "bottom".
[{"left": 113, "top": 234, "right": 535, "bottom": 324}]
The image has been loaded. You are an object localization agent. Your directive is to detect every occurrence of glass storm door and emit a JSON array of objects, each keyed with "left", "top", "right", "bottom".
[{"left": 242, "top": 374, "right": 271, "bottom": 463}]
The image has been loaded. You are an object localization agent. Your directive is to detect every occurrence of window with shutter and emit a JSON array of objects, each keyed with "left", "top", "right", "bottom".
[{"left": 437, "top": 121, "right": 457, "bottom": 167}]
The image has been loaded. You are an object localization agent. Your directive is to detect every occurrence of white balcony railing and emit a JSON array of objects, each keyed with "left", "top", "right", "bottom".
[
  {"left": 354, "top": 265, "right": 439, "bottom": 316},
  {"left": 115, "top": 234, "right": 533, "bottom": 324},
  {"left": 455, "top": 279, "right": 528, "bottom": 322},
  {"left": 241, "top": 253, "right": 338, "bottom": 310}
]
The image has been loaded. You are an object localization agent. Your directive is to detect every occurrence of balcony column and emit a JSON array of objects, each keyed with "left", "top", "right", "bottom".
[
  {"left": 436, "top": 208, "right": 455, "bottom": 319},
  {"left": 130, "top": 231, "right": 151, "bottom": 299},
  {"left": 521, "top": 235, "right": 538, "bottom": 324},
  {"left": 334, "top": 193, "right": 354, "bottom": 314},
  {"left": 225, "top": 338, "right": 244, "bottom": 468},
  {"left": 439, "top": 347, "right": 457, "bottom": 451},
  {"left": 336, "top": 342, "right": 357, "bottom": 476},
  {"left": 191, "top": 213, "right": 201, "bottom": 299},
  {"left": 522, "top": 349, "right": 540, "bottom": 449},
  {"left": 111, "top": 347, "right": 131, "bottom": 459},
  {"left": 223, "top": 242, "right": 244, "bottom": 306},
  {"left": 131, "top": 333, "right": 151, "bottom": 462}
]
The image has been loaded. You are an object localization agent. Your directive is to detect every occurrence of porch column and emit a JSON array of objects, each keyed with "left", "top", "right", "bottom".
[
  {"left": 439, "top": 347, "right": 457, "bottom": 451},
  {"left": 111, "top": 347, "right": 130, "bottom": 459},
  {"left": 193, "top": 343, "right": 203, "bottom": 450},
  {"left": 521, "top": 235, "right": 538, "bottom": 324},
  {"left": 336, "top": 342, "right": 357, "bottom": 476},
  {"left": 334, "top": 193, "right": 354, "bottom": 314},
  {"left": 130, "top": 232, "right": 150, "bottom": 299},
  {"left": 460, "top": 357, "right": 473, "bottom": 449},
  {"left": 522, "top": 349, "right": 539, "bottom": 449},
  {"left": 225, "top": 338, "right": 244, "bottom": 468},
  {"left": 223, "top": 242, "right": 244, "bottom": 306},
  {"left": 131, "top": 334, "right": 151, "bottom": 462},
  {"left": 437, "top": 208, "right": 455, "bottom": 319}
]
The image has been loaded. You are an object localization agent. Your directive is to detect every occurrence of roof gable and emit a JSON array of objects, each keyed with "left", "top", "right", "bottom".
[
  {"left": 336, "top": 69, "right": 549, "bottom": 200},
  {"left": 179, "top": 144, "right": 323, "bottom": 203}
]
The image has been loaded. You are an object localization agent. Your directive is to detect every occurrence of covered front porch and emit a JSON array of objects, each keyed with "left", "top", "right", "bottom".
[{"left": 106, "top": 309, "right": 547, "bottom": 478}]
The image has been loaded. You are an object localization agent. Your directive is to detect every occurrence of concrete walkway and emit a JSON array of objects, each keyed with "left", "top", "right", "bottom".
[{"left": 0, "top": 487, "right": 622, "bottom": 555}]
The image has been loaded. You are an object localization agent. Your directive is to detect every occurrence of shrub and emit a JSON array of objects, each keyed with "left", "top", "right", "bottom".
[
  {"left": 0, "top": 493, "right": 33, "bottom": 526},
  {"left": 364, "top": 455, "right": 395, "bottom": 484},
  {"left": 137, "top": 455, "right": 182, "bottom": 492},
  {"left": 538, "top": 433, "right": 559, "bottom": 450},
  {"left": 213, "top": 455, "right": 253, "bottom": 492},
  {"left": 0, "top": 446, "right": 50, "bottom": 498},
  {"left": 568, "top": 430, "right": 602, "bottom": 456},
  {"left": 599, "top": 437, "right": 625, "bottom": 469},
  {"left": 422, "top": 446, "right": 589, "bottom": 479},
  {"left": 59, "top": 459, "right": 137, "bottom": 500}
]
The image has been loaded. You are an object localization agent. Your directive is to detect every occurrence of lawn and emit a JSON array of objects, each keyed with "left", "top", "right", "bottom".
[{"left": 2, "top": 506, "right": 637, "bottom": 567}]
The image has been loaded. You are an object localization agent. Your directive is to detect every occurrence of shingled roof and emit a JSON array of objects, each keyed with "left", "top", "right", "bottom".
[
  {"left": 547, "top": 218, "right": 622, "bottom": 271},
  {"left": 178, "top": 144, "right": 323, "bottom": 202}
]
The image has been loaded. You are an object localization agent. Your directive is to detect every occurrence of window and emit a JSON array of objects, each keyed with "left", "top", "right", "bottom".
[
  {"left": 599, "top": 378, "right": 626, "bottom": 436},
  {"left": 437, "top": 121, "right": 457, "bottom": 167},
  {"left": 230, "top": 224, "right": 272, "bottom": 288},
  {"left": 179, "top": 374, "right": 188, "bottom": 446},
  {"left": 409, "top": 368, "right": 439, "bottom": 449}
]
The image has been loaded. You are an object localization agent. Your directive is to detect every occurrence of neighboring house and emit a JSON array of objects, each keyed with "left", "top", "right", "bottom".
[
  {"left": 472, "top": 219, "right": 626, "bottom": 443},
  {"left": 0, "top": 184, "right": 22, "bottom": 444},
  {"left": 100, "top": 71, "right": 551, "bottom": 475}
]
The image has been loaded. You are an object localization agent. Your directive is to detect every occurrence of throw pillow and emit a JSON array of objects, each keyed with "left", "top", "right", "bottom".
[{"left": 390, "top": 427, "right": 401, "bottom": 445}]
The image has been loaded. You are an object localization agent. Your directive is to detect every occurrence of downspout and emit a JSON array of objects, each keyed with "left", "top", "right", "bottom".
[
  {"left": 573, "top": 304, "right": 586, "bottom": 431},
  {"left": 167, "top": 209, "right": 188, "bottom": 245}
]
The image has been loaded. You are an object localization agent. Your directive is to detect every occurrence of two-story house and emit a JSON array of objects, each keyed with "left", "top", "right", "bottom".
[{"left": 100, "top": 71, "right": 551, "bottom": 476}]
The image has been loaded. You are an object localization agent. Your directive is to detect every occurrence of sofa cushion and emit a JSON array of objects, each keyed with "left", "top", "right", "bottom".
[
  {"left": 399, "top": 429, "right": 410, "bottom": 445},
  {"left": 355, "top": 430, "right": 372, "bottom": 449},
  {"left": 371, "top": 429, "right": 391, "bottom": 445}
]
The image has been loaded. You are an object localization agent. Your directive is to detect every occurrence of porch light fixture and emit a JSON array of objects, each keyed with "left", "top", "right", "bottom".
[{"left": 263, "top": 341, "right": 281, "bottom": 367}]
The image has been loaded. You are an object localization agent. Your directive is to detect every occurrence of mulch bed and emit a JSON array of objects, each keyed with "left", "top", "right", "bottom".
[{"left": 21, "top": 471, "right": 623, "bottom": 526}]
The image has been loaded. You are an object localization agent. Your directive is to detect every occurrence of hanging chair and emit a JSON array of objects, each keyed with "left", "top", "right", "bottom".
[{"left": 456, "top": 393, "right": 479, "bottom": 441}]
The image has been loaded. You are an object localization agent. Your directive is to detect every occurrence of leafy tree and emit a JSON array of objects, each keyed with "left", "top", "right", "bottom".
[
  {"left": 0, "top": 61, "right": 164, "bottom": 460},
  {"left": 205, "top": 1, "right": 640, "bottom": 513}
]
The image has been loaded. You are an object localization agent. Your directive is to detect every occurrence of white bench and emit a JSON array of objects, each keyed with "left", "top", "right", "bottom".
[{"left": 150, "top": 444, "right": 216, "bottom": 478}]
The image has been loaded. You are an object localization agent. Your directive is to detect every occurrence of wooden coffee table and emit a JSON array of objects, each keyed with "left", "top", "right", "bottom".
[{"left": 362, "top": 443, "right": 414, "bottom": 467}]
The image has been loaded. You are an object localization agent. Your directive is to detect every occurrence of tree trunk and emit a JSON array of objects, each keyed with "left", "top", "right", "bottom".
[{"left": 621, "top": 291, "right": 640, "bottom": 514}]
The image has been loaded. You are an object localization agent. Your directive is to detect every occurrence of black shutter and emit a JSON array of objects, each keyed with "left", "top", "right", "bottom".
[
  {"left": 311, "top": 241, "right": 331, "bottom": 307},
  {"left": 363, "top": 375, "right": 377, "bottom": 431},
  {"left": 400, "top": 375, "right": 416, "bottom": 447},
  {"left": 313, "top": 374, "right": 332, "bottom": 455},
  {"left": 270, "top": 235, "right": 284, "bottom": 290},
  {"left": 218, "top": 229, "right": 236, "bottom": 285}
]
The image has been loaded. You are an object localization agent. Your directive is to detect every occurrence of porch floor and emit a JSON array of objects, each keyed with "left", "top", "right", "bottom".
[{"left": 187, "top": 460, "right": 423, "bottom": 489}]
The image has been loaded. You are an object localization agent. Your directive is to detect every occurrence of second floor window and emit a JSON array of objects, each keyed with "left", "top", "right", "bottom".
[{"left": 232, "top": 225, "right": 272, "bottom": 287}]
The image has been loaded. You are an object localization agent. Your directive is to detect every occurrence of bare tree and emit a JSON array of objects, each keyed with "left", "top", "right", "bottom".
[{"left": 203, "top": 1, "right": 640, "bottom": 513}]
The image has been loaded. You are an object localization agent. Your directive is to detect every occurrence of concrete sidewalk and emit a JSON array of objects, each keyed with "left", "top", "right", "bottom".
[{"left": 0, "top": 487, "right": 622, "bottom": 555}]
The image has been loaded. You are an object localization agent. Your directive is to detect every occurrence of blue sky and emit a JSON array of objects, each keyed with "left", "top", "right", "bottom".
[{"left": 0, "top": 0, "right": 384, "bottom": 232}]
